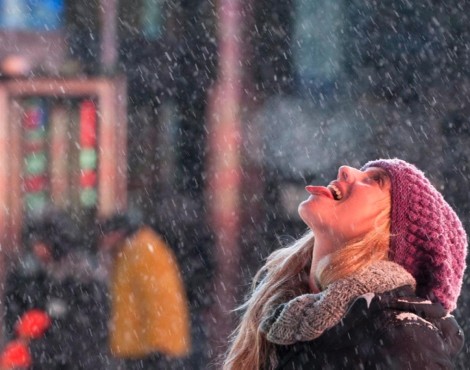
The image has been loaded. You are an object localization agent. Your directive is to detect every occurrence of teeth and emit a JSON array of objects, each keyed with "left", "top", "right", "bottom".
[{"left": 328, "top": 184, "right": 343, "bottom": 200}]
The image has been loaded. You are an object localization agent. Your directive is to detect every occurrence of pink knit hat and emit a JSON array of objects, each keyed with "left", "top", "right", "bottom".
[{"left": 362, "top": 158, "right": 467, "bottom": 312}]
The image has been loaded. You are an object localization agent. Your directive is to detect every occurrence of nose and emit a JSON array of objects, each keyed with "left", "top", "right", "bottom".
[{"left": 337, "top": 166, "right": 361, "bottom": 182}]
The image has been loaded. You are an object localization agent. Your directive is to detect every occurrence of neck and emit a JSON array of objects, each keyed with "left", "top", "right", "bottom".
[{"left": 309, "top": 232, "right": 343, "bottom": 293}]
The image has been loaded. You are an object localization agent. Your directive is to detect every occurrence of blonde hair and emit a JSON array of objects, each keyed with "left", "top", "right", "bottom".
[{"left": 223, "top": 195, "right": 391, "bottom": 370}]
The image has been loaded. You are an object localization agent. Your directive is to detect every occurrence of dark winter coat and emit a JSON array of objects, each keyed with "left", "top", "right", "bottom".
[
  {"left": 4, "top": 255, "right": 110, "bottom": 370},
  {"left": 274, "top": 286, "right": 463, "bottom": 369},
  {"left": 260, "top": 261, "right": 464, "bottom": 370}
]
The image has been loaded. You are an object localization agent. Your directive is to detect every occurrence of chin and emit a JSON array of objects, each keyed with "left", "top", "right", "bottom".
[
  {"left": 298, "top": 203, "right": 317, "bottom": 229},
  {"left": 298, "top": 201, "right": 309, "bottom": 221}
]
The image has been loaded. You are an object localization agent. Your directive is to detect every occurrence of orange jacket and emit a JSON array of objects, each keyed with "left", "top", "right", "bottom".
[{"left": 109, "top": 227, "right": 190, "bottom": 358}]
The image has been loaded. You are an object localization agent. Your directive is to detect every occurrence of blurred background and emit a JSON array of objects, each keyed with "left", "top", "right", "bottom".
[{"left": 0, "top": 0, "right": 469, "bottom": 368}]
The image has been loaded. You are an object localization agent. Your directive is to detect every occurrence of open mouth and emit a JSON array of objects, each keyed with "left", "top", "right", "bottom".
[{"left": 327, "top": 184, "right": 343, "bottom": 200}]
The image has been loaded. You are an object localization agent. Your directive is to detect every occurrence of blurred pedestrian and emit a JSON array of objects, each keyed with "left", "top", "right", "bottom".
[
  {"left": 224, "top": 158, "right": 466, "bottom": 369},
  {"left": 4, "top": 208, "right": 110, "bottom": 369},
  {"left": 98, "top": 212, "right": 191, "bottom": 370},
  {"left": 4, "top": 209, "right": 80, "bottom": 338}
]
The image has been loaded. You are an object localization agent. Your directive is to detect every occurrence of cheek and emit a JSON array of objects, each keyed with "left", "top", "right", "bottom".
[{"left": 340, "top": 200, "right": 381, "bottom": 235}]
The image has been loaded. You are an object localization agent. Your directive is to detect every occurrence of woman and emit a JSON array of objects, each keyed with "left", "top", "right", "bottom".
[{"left": 224, "top": 158, "right": 466, "bottom": 369}]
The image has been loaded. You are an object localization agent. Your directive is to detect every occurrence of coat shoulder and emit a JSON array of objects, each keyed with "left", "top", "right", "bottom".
[
  {"left": 274, "top": 287, "right": 464, "bottom": 370},
  {"left": 366, "top": 310, "right": 462, "bottom": 369},
  {"left": 359, "top": 292, "right": 464, "bottom": 370},
  {"left": 130, "top": 227, "right": 174, "bottom": 260}
]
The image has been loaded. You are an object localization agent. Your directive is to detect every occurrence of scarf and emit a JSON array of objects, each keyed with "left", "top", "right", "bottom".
[{"left": 260, "top": 260, "right": 416, "bottom": 346}]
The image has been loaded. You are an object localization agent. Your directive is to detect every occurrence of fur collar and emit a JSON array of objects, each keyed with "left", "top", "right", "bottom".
[{"left": 260, "top": 260, "right": 416, "bottom": 345}]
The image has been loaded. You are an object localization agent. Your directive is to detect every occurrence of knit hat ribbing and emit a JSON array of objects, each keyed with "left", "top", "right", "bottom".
[{"left": 361, "top": 158, "right": 467, "bottom": 312}]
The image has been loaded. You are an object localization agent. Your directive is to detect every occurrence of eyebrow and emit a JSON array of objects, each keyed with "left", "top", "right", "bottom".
[
  {"left": 366, "top": 168, "right": 391, "bottom": 186},
  {"left": 366, "top": 168, "right": 388, "bottom": 176}
]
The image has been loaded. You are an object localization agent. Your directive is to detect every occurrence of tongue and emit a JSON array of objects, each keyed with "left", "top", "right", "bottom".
[{"left": 305, "top": 185, "right": 334, "bottom": 199}]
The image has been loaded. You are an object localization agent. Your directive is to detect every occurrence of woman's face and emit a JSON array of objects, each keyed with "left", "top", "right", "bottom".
[{"left": 298, "top": 165, "right": 391, "bottom": 243}]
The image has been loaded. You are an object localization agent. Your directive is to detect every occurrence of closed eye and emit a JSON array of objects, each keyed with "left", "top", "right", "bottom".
[{"left": 365, "top": 170, "right": 389, "bottom": 187}]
